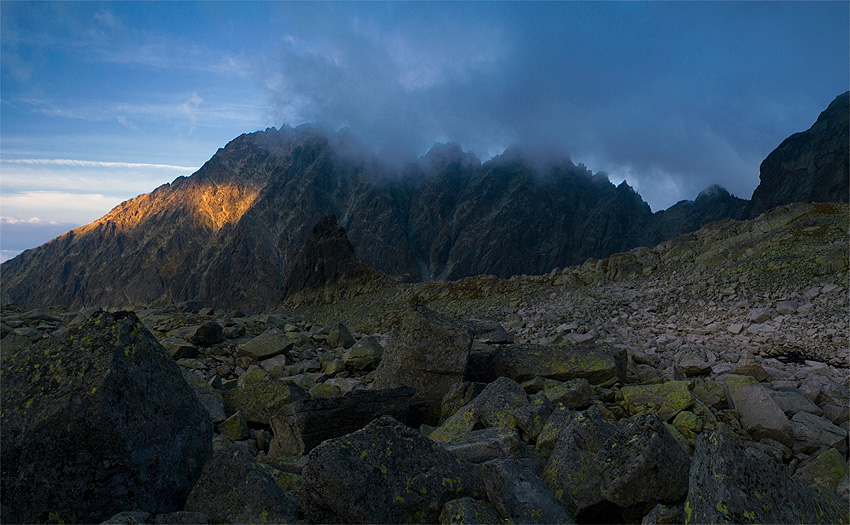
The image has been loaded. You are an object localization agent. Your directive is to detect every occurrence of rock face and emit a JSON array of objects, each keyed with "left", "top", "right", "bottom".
[
  {"left": 747, "top": 91, "right": 849, "bottom": 218},
  {"left": 2, "top": 123, "right": 758, "bottom": 310},
  {"left": 0, "top": 311, "right": 212, "bottom": 524}
]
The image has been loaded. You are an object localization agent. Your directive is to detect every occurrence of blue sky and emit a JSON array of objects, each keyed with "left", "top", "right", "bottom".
[{"left": 1, "top": 1, "right": 848, "bottom": 262}]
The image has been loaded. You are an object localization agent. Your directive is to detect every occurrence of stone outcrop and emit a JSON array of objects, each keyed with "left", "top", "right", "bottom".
[
  {"left": 747, "top": 91, "right": 849, "bottom": 217},
  {"left": 0, "top": 311, "right": 212, "bottom": 524}
]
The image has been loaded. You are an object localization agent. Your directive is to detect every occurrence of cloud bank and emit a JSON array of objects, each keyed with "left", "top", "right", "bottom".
[{"left": 260, "top": 2, "right": 848, "bottom": 211}]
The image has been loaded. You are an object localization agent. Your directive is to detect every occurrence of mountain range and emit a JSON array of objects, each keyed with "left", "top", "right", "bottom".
[{"left": 1, "top": 92, "right": 847, "bottom": 310}]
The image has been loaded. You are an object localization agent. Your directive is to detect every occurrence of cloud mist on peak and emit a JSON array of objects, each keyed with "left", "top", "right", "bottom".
[{"left": 258, "top": 2, "right": 848, "bottom": 211}]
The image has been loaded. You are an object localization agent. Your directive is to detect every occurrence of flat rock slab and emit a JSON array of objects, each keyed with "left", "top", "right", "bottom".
[
  {"left": 686, "top": 429, "right": 847, "bottom": 524},
  {"left": 302, "top": 415, "right": 481, "bottom": 524},
  {"left": 724, "top": 375, "right": 794, "bottom": 448},
  {"left": 1, "top": 311, "right": 212, "bottom": 524},
  {"left": 466, "top": 343, "right": 625, "bottom": 385},
  {"left": 236, "top": 328, "right": 294, "bottom": 360}
]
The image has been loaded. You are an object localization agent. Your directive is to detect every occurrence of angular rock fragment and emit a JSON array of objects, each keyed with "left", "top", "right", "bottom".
[
  {"left": 724, "top": 374, "right": 794, "bottom": 447},
  {"left": 236, "top": 327, "right": 293, "bottom": 360},
  {"left": 620, "top": 380, "right": 695, "bottom": 422},
  {"left": 466, "top": 343, "right": 625, "bottom": 385},
  {"left": 595, "top": 414, "right": 691, "bottom": 508}
]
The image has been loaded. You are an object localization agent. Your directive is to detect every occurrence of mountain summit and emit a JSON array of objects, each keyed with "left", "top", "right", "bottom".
[{"left": 6, "top": 90, "right": 848, "bottom": 310}]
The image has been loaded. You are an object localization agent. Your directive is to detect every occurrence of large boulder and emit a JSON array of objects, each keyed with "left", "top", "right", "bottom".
[
  {"left": 0, "top": 311, "right": 212, "bottom": 524},
  {"left": 685, "top": 428, "right": 847, "bottom": 524},
  {"left": 236, "top": 328, "right": 293, "bottom": 360},
  {"left": 594, "top": 414, "right": 691, "bottom": 509},
  {"left": 184, "top": 439, "right": 300, "bottom": 524},
  {"left": 620, "top": 380, "right": 695, "bottom": 422},
  {"left": 466, "top": 343, "right": 626, "bottom": 386},
  {"left": 371, "top": 306, "right": 473, "bottom": 425},
  {"left": 268, "top": 386, "right": 415, "bottom": 457},
  {"left": 543, "top": 410, "right": 690, "bottom": 522},
  {"left": 302, "top": 415, "right": 481, "bottom": 523}
]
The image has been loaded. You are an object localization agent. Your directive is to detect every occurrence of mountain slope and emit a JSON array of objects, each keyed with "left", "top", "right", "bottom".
[
  {"left": 0, "top": 121, "right": 769, "bottom": 310},
  {"left": 747, "top": 91, "right": 849, "bottom": 218}
]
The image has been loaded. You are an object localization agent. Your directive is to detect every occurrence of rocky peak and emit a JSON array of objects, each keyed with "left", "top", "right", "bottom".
[
  {"left": 746, "top": 91, "right": 849, "bottom": 218},
  {"left": 282, "top": 215, "right": 385, "bottom": 304}
]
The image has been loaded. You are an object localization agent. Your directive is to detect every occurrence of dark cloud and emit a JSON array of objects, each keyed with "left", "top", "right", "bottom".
[{"left": 260, "top": 2, "right": 848, "bottom": 210}]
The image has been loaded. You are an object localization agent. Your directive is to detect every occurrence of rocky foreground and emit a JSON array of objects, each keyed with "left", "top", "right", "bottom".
[{"left": 1, "top": 201, "right": 848, "bottom": 524}]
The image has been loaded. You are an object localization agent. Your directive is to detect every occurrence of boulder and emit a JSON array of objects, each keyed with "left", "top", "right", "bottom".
[
  {"left": 481, "top": 459, "right": 574, "bottom": 524},
  {"left": 371, "top": 306, "right": 473, "bottom": 425},
  {"left": 439, "top": 497, "right": 503, "bottom": 524},
  {"left": 542, "top": 407, "right": 619, "bottom": 518},
  {"left": 724, "top": 375, "right": 794, "bottom": 448},
  {"left": 302, "top": 416, "right": 481, "bottom": 523},
  {"left": 327, "top": 322, "right": 356, "bottom": 349},
  {"left": 620, "top": 380, "right": 695, "bottom": 422},
  {"left": 430, "top": 377, "right": 529, "bottom": 444},
  {"left": 770, "top": 386, "right": 824, "bottom": 417},
  {"left": 535, "top": 403, "right": 576, "bottom": 458},
  {"left": 188, "top": 321, "right": 224, "bottom": 346},
  {"left": 218, "top": 411, "right": 250, "bottom": 441},
  {"left": 795, "top": 448, "right": 849, "bottom": 493},
  {"left": 236, "top": 328, "right": 293, "bottom": 360},
  {"left": 542, "top": 378, "right": 593, "bottom": 410},
  {"left": 440, "top": 381, "right": 487, "bottom": 424},
  {"left": 342, "top": 336, "right": 383, "bottom": 371},
  {"left": 466, "top": 343, "right": 626, "bottom": 386},
  {"left": 222, "top": 372, "right": 304, "bottom": 426},
  {"left": 594, "top": 414, "right": 691, "bottom": 508},
  {"left": 184, "top": 439, "right": 300, "bottom": 524},
  {"left": 790, "top": 411, "right": 848, "bottom": 455},
  {"left": 0, "top": 311, "right": 212, "bottom": 524},
  {"left": 181, "top": 369, "right": 227, "bottom": 423},
  {"left": 268, "top": 386, "right": 414, "bottom": 458},
  {"left": 685, "top": 428, "right": 847, "bottom": 524}
]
